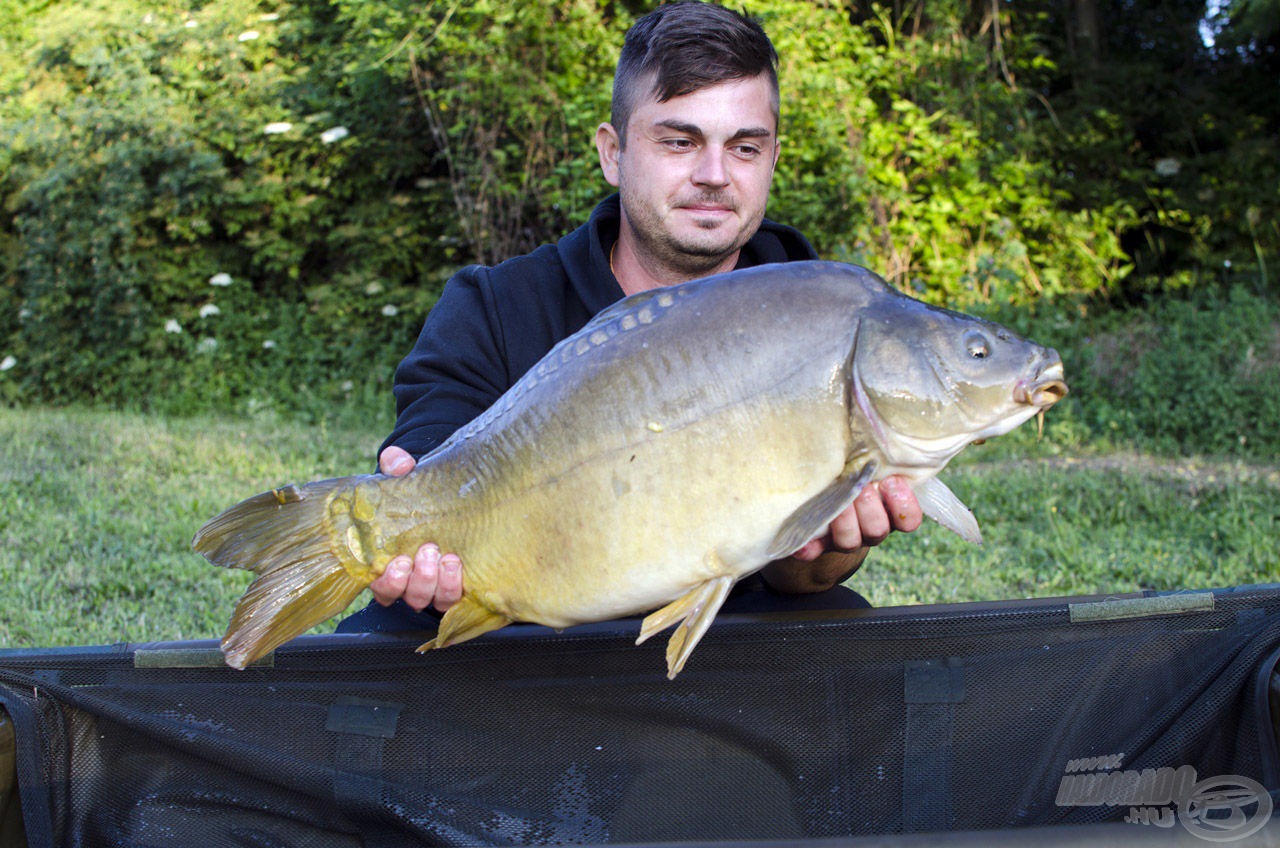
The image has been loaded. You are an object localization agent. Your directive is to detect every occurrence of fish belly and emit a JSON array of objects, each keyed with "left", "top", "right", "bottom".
[{"left": 449, "top": 396, "right": 849, "bottom": 629}]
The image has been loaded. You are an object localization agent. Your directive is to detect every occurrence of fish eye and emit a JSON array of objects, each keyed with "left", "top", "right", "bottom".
[{"left": 965, "top": 332, "right": 990, "bottom": 360}]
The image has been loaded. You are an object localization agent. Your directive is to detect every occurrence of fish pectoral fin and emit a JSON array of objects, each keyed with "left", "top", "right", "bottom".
[
  {"left": 765, "top": 462, "right": 877, "bottom": 560},
  {"left": 914, "top": 476, "right": 982, "bottom": 544},
  {"left": 416, "top": 597, "right": 511, "bottom": 652},
  {"left": 638, "top": 575, "right": 734, "bottom": 680}
]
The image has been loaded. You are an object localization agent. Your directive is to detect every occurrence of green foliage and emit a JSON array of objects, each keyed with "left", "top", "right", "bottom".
[
  {"left": 400, "top": 0, "right": 621, "bottom": 264},
  {"left": 2, "top": 0, "right": 442, "bottom": 416},
  {"left": 760, "top": 0, "right": 1133, "bottom": 303},
  {"left": 966, "top": 278, "right": 1280, "bottom": 460},
  {"left": 1065, "top": 285, "right": 1280, "bottom": 457},
  {"left": 1028, "top": 0, "right": 1280, "bottom": 287},
  {"left": 0, "top": 0, "right": 1276, "bottom": 439}
]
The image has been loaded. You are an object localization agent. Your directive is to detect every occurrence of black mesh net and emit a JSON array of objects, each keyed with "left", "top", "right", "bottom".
[{"left": 3, "top": 585, "right": 1280, "bottom": 847}]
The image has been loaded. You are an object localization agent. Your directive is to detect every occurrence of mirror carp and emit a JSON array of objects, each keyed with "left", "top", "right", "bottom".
[{"left": 193, "top": 261, "right": 1067, "bottom": 677}]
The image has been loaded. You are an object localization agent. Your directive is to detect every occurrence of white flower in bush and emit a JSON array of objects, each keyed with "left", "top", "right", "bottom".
[
  {"left": 209, "top": 272, "right": 232, "bottom": 287},
  {"left": 320, "top": 126, "right": 349, "bottom": 144},
  {"left": 0, "top": 355, "right": 15, "bottom": 372},
  {"left": 263, "top": 122, "right": 293, "bottom": 135},
  {"left": 259, "top": 13, "right": 280, "bottom": 21},
  {"left": 365, "top": 281, "right": 384, "bottom": 295},
  {"left": 238, "top": 30, "right": 259, "bottom": 42},
  {"left": 381, "top": 304, "right": 398, "bottom": 317},
  {"left": 164, "top": 319, "right": 183, "bottom": 334},
  {"left": 184, "top": 19, "right": 198, "bottom": 29},
  {"left": 262, "top": 339, "right": 277, "bottom": 350},
  {"left": 198, "top": 338, "right": 219, "bottom": 354},
  {"left": 199, "top": 304, "right": 221, "bottom": 318}
]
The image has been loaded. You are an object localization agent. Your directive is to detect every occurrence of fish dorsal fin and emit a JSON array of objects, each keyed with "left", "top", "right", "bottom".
[
  {"left": 915, "top": 476, "right": 983, "bottom": 544},
  {"left": 765, "top": 462, "right": 877, "bottom": 561}
]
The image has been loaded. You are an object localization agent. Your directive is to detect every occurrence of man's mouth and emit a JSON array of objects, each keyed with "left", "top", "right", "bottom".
[
  {"left": 677, "top": 194, "right": 737, "bottom": 216},
  {"left": 677, "top": 203, "right": 736, "bottom": 222}
]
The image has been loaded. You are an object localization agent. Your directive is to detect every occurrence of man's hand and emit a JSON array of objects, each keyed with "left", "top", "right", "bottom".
[
  {"left": 763, "top": 476, "right": 921, "bottom": 595},
  {"left": 368, "top": 445, "right": 463, "bottom": 612},
  {"left": 789, "top": 476, "right": 922, "bottom": 563}
]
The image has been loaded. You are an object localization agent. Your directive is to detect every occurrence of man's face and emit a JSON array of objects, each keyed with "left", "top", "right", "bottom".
[{"left": 597, "top": 73, "right": 780, "bottom": 278}]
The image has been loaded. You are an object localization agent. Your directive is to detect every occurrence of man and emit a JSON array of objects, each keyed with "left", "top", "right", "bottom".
[{"left": 338, "top": 1, "right": 920, "bottom": 633}]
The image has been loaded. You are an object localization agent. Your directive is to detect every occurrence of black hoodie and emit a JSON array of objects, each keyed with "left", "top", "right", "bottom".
[{"left": 382, "top": 194, "right": 818, "bottom": 459}]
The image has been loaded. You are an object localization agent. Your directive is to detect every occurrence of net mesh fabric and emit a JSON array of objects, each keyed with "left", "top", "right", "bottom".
[{"left": 3, "top": 586, "right": 1279, "bottom": 846}]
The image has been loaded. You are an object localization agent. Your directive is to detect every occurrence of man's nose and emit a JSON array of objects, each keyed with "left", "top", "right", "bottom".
[{"left": 691, "top": 147, "right": 730, "bottom": 187}]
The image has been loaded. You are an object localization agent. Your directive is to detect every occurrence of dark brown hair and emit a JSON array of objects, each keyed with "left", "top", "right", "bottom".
[{"left": 611, "top": 2, "right": 779, "bottom": 142}]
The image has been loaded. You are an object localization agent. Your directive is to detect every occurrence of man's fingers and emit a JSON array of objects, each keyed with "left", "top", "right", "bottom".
[
  {"left": 400, "top": 545, "right": 441, "bottom": 611},
  {"left": 789, "top": 537, "right": 827, "bottom": 562},
  {"left": 433, "top": 553, "right": 463, "bottom": 612},
  {"left": 793, "top": 476, "right": 924, "bottom": 559},
  {"left": 848, "top": 485, "right": 890, "bottom": 547},
  {"left": 370, "top": 555, "right": 412, "bottom": 606},
  {"left": 378, "top": 445, "right": 415, "bottom": 477},
  {"left": 368, "top": 543, "right": 463, "bottom": 612},
  {"left": 880, "top": 476, "right": 923, "bottom": 532}
]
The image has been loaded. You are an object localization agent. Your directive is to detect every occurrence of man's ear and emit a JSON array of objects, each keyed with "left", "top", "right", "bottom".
[{"left": 596, "top": 122, "right": 622, "bottom": 187}]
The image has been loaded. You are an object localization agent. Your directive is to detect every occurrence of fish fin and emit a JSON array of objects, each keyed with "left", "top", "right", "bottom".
[
  {"left": 192, "top": 477, "right": 374, "bottom": 670},
  {"left": 765, "top": 463, "right": 877, "bottom": 560},
  {"left": 914, "top": 476, "right": 983, "bottom": 544},
  {"left": 416, "top": 596, "right": 511, "bottom": 652},
  {"left": 638, "top": 575, "right": 734, "bottom": 680},
  {"left": 636, "top": 585, "right": 702, "bottom": 645}
]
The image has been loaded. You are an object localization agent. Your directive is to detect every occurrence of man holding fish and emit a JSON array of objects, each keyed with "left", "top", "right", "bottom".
[
  {"left": 196, "top": 2, "right": 1065, "bottom": 675},
  {"left": 343, "top": 1, "right": 923, "bottom": 630}
]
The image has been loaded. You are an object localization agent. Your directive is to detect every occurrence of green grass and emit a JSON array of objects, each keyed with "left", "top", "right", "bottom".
[
  {"left": 860, "top": 450, "right": 1280, "bottom": 605},
  {"left": 1, "top": 405, "right": 1277, "bottom": 649},
  {"left": 0, "top": 405, "right": 386, "bottom": 648}
]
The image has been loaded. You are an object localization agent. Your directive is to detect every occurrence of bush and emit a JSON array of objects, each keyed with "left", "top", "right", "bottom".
[
  {"left": 760, "top": 0, "right": 1133, "bottom": 303},
  {"left": 1075, "top": 285, "right": 1280, "bottom": 457},
  {"left": 1, "top": 0, "right": 443, "bottom": 417},
  {"left": 0, "top": 0, "right": 1275, "bottom": 450},
  {"left": 977, "top": 280, "right": 1280, "bottom": 460}
]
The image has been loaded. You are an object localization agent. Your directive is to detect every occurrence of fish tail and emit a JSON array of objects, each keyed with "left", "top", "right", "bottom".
[{"left": 192, "top": 476, "right": 376, "bottom": 669}]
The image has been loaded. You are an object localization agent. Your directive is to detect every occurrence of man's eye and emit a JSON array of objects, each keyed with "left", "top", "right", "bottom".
[{"left": 664, "top": 138, "right": 695, "bottom": 151}]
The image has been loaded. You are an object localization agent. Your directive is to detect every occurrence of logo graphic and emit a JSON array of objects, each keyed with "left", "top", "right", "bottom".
[
  {"left": 1055, "top": 754, "right": 1272, "bottom": 842},
  {"left": 1179, "top": 775, "right": 1273, "bottom": 843}
]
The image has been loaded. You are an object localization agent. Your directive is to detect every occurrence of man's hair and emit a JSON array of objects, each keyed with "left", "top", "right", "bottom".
[{"left": 611, "top": 2, "right": 779, "bottom": 142}]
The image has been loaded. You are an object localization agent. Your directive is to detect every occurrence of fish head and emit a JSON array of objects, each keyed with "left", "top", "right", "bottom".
[{"left": 851, "top": 299, "right": 1068, "bottom": 469}]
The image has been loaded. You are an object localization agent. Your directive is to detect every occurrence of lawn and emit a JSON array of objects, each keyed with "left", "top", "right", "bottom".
[
  {"left": 0, "top": 405, "right": 383, "bottom": 647},
  {"left": 2, "top": 404, "right": 1278, "bottom": 649}
]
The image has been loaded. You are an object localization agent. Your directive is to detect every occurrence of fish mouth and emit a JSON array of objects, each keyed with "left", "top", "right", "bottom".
[
  {"left": 1011, "top": 360, "right": 1067, "bottom": 440},
  {"left": 1014, "top": 361, "right": 1068, "bottom": 409}
]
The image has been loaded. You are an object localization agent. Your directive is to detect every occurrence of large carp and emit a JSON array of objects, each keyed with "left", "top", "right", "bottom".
[{"left": 194, "top": 261, "right": 1066, "bottom": 677}]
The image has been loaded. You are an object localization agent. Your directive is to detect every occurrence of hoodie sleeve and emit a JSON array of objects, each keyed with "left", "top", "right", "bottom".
[{"left": 379, "top": 266, "right": 511, "bottom": 460}]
